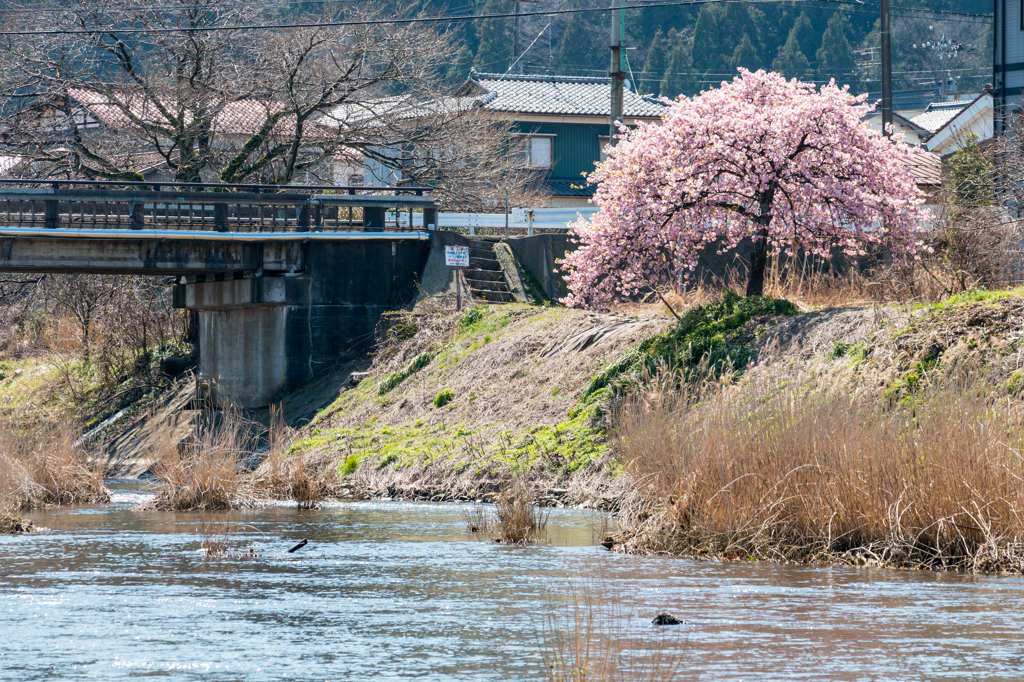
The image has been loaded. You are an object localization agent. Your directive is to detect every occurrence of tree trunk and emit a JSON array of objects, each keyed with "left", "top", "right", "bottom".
[{"left": 746, "top": 227, "right": 770, "bottom": 297}]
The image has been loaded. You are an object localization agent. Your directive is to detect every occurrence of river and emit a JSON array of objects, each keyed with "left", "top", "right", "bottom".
[{"left": 1, "top": 481, "right": 1023, "bottom": 681}]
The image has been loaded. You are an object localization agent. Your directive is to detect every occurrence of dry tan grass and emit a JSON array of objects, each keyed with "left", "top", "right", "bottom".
[
  {"left": 149, "top": 408, "right": 250, "bottom": 511},
  {"left": 542, "top": 570, "right": 681, "bottom": 681},
  {"left": 615, "top": 368, "right": 1024, "bottom": 572},
  {"left": 493, "top": 478, "right": 549, "bottom": 544},
  {"left": 0, "top": 423, "right": 108, "bottom": 531}
]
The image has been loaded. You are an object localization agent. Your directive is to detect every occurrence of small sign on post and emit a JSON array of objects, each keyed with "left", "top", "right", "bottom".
[{"left": 445, "top": 245, "right": 470, "bottom": 310}]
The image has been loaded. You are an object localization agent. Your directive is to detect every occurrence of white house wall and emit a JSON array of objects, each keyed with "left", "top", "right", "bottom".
[{"left": 996, "top": 0, "right": 1024, "bottom": 122}]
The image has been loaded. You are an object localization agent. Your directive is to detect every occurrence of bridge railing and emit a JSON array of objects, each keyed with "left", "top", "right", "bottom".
[{"left": 0, "top": 180, "right": 438, "bottom": 233}]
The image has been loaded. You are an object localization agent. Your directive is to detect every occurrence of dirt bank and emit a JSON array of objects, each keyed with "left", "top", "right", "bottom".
[{"left": 252, "top": 298, "right": 669, "bottom": 509}]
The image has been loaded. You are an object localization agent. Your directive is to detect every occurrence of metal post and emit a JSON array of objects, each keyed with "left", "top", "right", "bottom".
[
  {"left": 513, "top": 0, "right": 522, "bottom": 74},
  {"left": 609, "top": 0, "right": 626, "bottom": 144},
  {"left": 456, "top": 269, "right": 462, "bottom": 311},
  {"left": 504, "top": 189, "right": 509, "bottom": 239},
  {"left": 880, "top": 0, "right": 893, "bottom": 137}
]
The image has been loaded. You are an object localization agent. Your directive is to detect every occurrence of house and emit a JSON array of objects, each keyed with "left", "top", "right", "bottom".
[
  {"left": 916, "top": 93, "right": 994, "bottom": 156},
  {"left": 862, "top": 110, "right": 931, "bottom": 146},
  {"left": 453, "top": 70, "right": 668, "bottom": 207},
  {"left": 5, "top": 89, "right": 338, "bottom": 184},
  {"left": 995, "top": 0, "right": 1024, "bottom": 131}
]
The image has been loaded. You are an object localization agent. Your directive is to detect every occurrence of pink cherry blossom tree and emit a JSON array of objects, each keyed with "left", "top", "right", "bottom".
[{"left": 561, "top": 69, "right": 926, "bottom": 307}]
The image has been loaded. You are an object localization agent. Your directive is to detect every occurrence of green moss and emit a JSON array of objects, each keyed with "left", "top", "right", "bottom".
[
  {"left": 433, "top": 388, "right": 455, "bottom": 408},
  {"left": 572, "top": 292, "right": 797, "bottom": 419},
  {"left": 339, "top": 453, "right": 361, "bottom": 477},
  {"left": 378, "top": 350, "right": 435, "bottom": 395}
]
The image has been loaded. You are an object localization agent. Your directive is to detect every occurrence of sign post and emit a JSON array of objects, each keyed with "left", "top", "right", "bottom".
[{"left": 444, "top": 245, "right": 470, "bottom": 311}]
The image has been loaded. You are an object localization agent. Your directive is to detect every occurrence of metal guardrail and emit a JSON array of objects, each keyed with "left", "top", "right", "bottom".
[{"left": 0, "top": 181, "right": 437, "bottom": 233}]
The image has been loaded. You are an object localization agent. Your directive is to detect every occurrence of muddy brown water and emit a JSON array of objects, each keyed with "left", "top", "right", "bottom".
[{"left": 1, "top": 481, "right": 1023, "bottom": 681}]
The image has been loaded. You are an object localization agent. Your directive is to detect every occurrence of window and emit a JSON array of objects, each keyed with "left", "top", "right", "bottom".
[
  {"left": 599, "top": 136, "right": 611, "bottom": 163},
  {"left": 515, "top": 135, "right": 553, "bottom": 168}
]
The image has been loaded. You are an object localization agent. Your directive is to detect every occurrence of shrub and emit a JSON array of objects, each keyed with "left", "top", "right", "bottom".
[
  {"left": 339, "top": 453, "right": 360, "bottom": 477},
  {"left": 493, "top": 478, "right": 548, "bottom": 545},
  {"left": 433, "top": 388, "right": 455, "bottom": 408}
]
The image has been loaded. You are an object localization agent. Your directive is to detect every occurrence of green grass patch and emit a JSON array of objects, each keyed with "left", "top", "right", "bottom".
[
  {"left": 378, "top": 350, "right": 435, "bottom": 395},
  {"left": 571, "top": 292, "right": 797, "bottom": 419},
  {"left": 433, "top": 388, "right": 455, "bottom": 408},
  {"left": 926, "top": 287, "right": 1024, "bottom": 312}
]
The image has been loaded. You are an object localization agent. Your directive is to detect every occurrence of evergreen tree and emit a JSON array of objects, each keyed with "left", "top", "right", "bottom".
[
  {"left": 691, "top": 6, "right": 724, "bottom": 75},
  {"left": 790, "top": 12, "right": 819, "bottom": 66},
  {"left": 949, "top": 132, "right": 994, "bottom": 207},
  {"left": 558, "top": 14, "right": 596, "bottom": 76},
  {"left": 639, "top": 28, "right": 670, "bottom": 95},
  {"left": 446, "top": 47, "right": 475, "bottom": 84},
  {"left": 474, "top": 0, "right": 512, "bottom": 73},
  {"left": 660, "top": 43, "right": 697, "bottom": 99},
  {"left": 816, "top": 13, "right": 858, "bottom": 87},
  {"left": 772, "top": 31, "right": 812, "bottom": 80},
  {"left": 721, "top": 5, "right": 761, "bottom": 59},
  {"left": 731, "top": 34, "right": 762, "bottom": 73}
]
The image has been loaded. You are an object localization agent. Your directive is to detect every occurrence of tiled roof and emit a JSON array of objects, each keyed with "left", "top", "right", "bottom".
[
  {"left": 866, "top": 88, "right": 942, "bottom": 112},
  {"left": 903, "top": 150, "right": 942, "bottom": 188},
  {"left": 911, "top": 101, "right": 970, "bottom": 134},
  {"left": 68, "top": 89, "right": 337, "bottom": 141},
  {"left": 540, "top": 179, "right": 596, "bottom": 197},
  {"left": 463, "top": 70, "right": 667, "bottom": 118}
]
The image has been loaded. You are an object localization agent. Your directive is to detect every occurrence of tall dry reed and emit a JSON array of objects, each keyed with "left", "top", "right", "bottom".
[
  {"left": 494, "top": 478, "right": 549, "bottom": 545},
  {"left": 616, "top": 369, "right": 1024, "bottom": 572},
  {"left": 0, "top": 424, "right": 108, "bottom": 532},
  {"left": 542, "top": 572, "right": 681, "bottom": 681},
  {"left": 150, "top": 408, "right": 250, "bottom": 511}
]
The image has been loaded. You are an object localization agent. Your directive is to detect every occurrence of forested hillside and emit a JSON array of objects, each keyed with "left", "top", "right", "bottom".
[
  {"left": 275, "top": 0, "right": 992, "bottom": 99},
  {"left": 0, "top": 1, "right": 993, "bottom": 100}
]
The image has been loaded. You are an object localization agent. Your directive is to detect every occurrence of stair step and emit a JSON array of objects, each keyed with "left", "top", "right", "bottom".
[
  {"left": 466, "top": 280, "right": 509, "bottom": 292},
  {"left": 468, "top": 246, "right": 494, "bottom": 258},
  {"left": 475, "top": 290, "right": 514, "bottom": 303},
  {"left": 464, "top": 269, "right": 505, "bottom": 282},
  {"left": 469, "top": 256, "right": 500, "bottom": 268}
]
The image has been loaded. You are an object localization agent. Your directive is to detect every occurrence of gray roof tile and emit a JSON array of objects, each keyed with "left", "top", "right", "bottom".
[{"left": 467, "top": 71, "right": 667, "bottom": 118}]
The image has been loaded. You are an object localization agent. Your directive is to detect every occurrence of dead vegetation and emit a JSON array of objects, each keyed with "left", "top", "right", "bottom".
[
  {"left": 614, "top": 365, "right": 1024, "bottom": 572},
  {"left": 148, "top": 407, "right": 250, "bottom": 511},
  {"left": 493, "top": 478, "right": 549, "bottom": 545},
  {"left": 542, "top": 570, "right": 681, "bottom": 681},
  {"left": 0, "top": 423, "right": 108, "bottom": 532}
]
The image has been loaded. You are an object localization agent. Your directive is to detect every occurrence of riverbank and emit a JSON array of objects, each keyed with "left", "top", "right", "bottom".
[
  {"left": 250, "top": 297, "right": 669, "bottom": 510},
  {"left": 610, "top": 289, "right": 1024, "bottom": 574}
]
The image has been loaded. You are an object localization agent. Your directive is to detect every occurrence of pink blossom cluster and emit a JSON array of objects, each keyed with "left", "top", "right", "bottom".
[{"left": 560, "top": 69, "right": 927, "bottom": 307}]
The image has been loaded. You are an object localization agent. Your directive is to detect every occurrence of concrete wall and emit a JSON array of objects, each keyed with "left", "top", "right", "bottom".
[
  {"left": 505, "top": 234, "right": 572, "bottom": 301},
  {"left": 177, "top": 239, "right": 431, "bottom": 406}
]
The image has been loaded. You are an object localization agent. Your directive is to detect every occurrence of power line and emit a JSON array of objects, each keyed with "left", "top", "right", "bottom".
[{"left": 0, "top": 0, "right": 992, "bottom": 37}]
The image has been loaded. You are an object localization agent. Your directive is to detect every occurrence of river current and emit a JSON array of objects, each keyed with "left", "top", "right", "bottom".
[{"left": 1, "top": 481, "right": 1023, "bottom": 681}]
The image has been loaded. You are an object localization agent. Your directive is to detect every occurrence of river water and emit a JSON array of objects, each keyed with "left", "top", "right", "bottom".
[{"left": 1, "top": 481, "right": 1023, "bottom": 681}]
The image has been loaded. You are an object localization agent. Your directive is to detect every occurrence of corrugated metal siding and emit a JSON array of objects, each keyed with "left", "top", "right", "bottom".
[{"left": 511, "top": 122, "right": 606, "bottom": 181}]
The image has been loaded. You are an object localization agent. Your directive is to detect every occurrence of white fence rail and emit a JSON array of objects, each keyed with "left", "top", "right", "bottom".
[{"left": 385, "top": 207, "right": 597, "bottom": 234}]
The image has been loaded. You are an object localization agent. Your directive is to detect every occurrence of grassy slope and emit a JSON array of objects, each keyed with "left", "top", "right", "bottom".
[{"left": 284, "top": 303, "right": 666, "bottom": 497}]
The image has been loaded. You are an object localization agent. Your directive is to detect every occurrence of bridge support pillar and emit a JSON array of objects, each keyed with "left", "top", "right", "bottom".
[{"left": 174, "top": 238, "right": 431, "bottom": 408}]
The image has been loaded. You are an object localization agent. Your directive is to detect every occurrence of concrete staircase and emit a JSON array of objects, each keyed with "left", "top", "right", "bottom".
[{"left": 463, "top": 237, "right": 514, "bottom": 303}]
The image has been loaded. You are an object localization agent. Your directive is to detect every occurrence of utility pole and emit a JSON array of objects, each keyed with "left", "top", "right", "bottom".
[
  {"left": 513, "top": 0, "right": 522, "bottom": 74},
  {"left": 880, "top": 0, "right": 893, "bottom": 137},
  {"left": 609, "top": 0, "right": 626, "bottom": 143}
]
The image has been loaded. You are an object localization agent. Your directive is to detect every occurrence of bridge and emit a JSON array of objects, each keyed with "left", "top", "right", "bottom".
[{"left": 0, "top": 180, "right": 438, "bottom": 407}]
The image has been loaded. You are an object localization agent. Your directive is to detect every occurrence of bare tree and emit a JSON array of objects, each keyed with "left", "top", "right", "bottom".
[{"left": 0, "top": 0, "right": 540, "bottom": 208}]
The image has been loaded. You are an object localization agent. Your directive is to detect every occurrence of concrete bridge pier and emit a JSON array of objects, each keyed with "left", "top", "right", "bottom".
[{"left": 173, "top": 238, "right": 431, "bottom": 407}]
